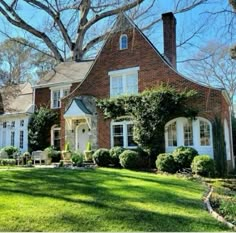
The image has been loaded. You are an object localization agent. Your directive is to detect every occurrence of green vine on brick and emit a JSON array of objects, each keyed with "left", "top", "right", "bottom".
[
  {"left": 28, "top": 107, "right": 59, "bottom": 152},
  {"left": 97, "top": 85, "right": 198, "bottom": 164}
]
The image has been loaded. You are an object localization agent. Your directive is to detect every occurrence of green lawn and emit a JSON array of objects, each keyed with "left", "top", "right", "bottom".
[{"left": 0, "top": 167, "right": 229, "bottom": 231}]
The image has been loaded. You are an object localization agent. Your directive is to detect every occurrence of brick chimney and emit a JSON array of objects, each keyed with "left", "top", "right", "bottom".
[{"left": 162, "top": 12, "right": 176, "bottom": 69}]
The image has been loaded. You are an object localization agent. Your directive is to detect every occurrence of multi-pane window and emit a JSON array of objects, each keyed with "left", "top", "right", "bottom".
[
  {"left": 63, "top": 89, "right": 69, "bottom": 97},
  {"left": 19, "top": 131, "right": 24, "bottom": 149},
  {"left": 52, "top": 90, "right": 61, "bottom": 108},
  {"left": 51, "top": 87, "right": 70, "bottom": 109},
  {"left": 120, "top": 34, "right": 128, "bottom": 50},
  {"left": 167, "top": 121, "right": 177, "bottom": 146},
  {"left": 111, "top": 76, "right": 123, "bottom": 96},
  {"left": 110, "top": 68, "right": 139, "bottom": 97},
  {"left": 11, "top": 121, "right": 15, "bottom": 128},
  {"left": 20, "top": 120, "right": 24, "bottom": 127},
  {"left": 184, "top": 120, "right": 193, "bottom": 146},
  {"left": 127, "top": 124, "right": 136, "bottom": 147},
  {"left": 10, "top": 131, "right": 15, "bottom": 146},
  {"left": 112, "top": 125, "right": 124, "bottom": 147},
  {"left": 52, "top": 127, "right": 61, "bottom": 150},
  {"left": 200, "top": 120, "right": 210, "bottom": 146},
  {"left": 112, "top": 120, "right": 136, "bottom": 148}
]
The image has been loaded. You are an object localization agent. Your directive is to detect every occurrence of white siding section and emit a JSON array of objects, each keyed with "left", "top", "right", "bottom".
[{"left": 0, "top": 115, "right": 30, "bottom": 153}]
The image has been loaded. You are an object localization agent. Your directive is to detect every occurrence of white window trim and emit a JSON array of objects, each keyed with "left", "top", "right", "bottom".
[
  {"left": 119, "top": 34, "right": 128, "bottom": 50},
  {"left": 109, "top": 67, "right": 139, "bottom": 97},
  {"left": 50, "top": 85, "right": 71, "bottom": 109},
  {"left": 111, "top": 120, "right": 137, "bottom": 149},
  {"left": 165, "top": 117, "right": 213, "bottom": 150},
  {"left": 51, "top": 125, "right": 61, "bottom": 148},
  {"left": 19, "top": 130, "right": 24, "bottom": 149}
]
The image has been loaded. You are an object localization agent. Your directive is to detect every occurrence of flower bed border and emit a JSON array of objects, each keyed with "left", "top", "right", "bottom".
[{"left": 204, "top": 186, "right": 236, "bottom": 231}]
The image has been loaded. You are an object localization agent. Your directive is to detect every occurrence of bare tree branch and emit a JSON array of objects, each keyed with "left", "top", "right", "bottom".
[{"left": 0, "top": 0, "right": 64, "bottom": 61}]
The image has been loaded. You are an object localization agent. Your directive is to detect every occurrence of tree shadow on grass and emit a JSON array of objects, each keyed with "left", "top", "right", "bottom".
[{"left": 0, "top": 168, "right": 229, "bottom": 232}]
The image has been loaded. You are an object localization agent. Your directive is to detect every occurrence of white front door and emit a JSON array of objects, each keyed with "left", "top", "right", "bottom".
[{"left": 76, "top": 123, "right": 89, "bottom": 152}]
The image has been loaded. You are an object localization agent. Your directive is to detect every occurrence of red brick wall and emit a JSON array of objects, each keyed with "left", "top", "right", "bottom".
[
  {"left": 35, "top": 82, "right": 79, "bottom": 117},
  {"left": 35, "top": 87, "right": 51, "bottom": 109},
  {"left": 61, "top": 27, "right": 230, "bottom": 152}
]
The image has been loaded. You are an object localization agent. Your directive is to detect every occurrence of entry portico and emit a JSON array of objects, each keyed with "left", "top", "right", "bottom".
[{"left": 63, "top": 96, "right": 97, "bottom": 152}]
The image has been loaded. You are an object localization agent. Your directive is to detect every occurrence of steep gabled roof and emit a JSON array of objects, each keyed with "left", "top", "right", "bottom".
[{"left": 81, "top": 13, "right": 222, "bottom": 92}]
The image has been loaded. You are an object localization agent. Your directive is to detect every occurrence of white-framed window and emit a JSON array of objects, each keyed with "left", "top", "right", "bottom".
[
  {"left": 119, "top": 34, "right": 128, "bottom": 50},
  {"left": 10, "top": 131, "right": 15, "bottom": 146},
  {"left": 111, "top": 119, "right": 136, "bottom": 148},
  {"left": 19, "top": 130, "right": 24, "bottom": 149},
  {"left": 20, "top": 120, "right": 24, "bottom": 127},
  {"left": 165, "top": 117, "right": 213, "bottom": 157},
  {"left": 109, "top": 67, "right": 139, "bottom": 97},
  {"left": 167, "top": 121, "right": 177, "bottom": 146},
  {"left": 51, "top": 125, "right": 61, "bottom": 150},
  {"left": 50, "top": 86, "right": 71, "bottom": 109},
  {"left": 11, "top": 121, "right": 15, "bottom": 128},
  {"left": 184, "top": 120, "right": 193, "bottom": 146},
  {"left": 200, "top": 120, "right": 210, "bottom": 146}
]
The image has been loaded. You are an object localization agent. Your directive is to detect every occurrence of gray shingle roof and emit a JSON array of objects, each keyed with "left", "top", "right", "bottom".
[
  {"left": 36, "top": 60, "right": 94, "bottom": 86},
  {"left": 0, "top": 83, "right": 33, "bottom": 114}
]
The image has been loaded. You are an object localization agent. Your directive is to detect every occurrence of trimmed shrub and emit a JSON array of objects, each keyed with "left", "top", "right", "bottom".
[
  {"left": 1, "top": 159, "right": 16, "bottom": 166},
  {"left": 119, "top": 150, "right": 141, "bottom": 169},
  {"left": 109, "top": 147, "right": 125, "bottom": 167},
  {"left": 173, "top": 146, "right": 198, "bottom": 169},
  {"left": 156, "top": 153, "right": 177, "bottom": 173},
  {"left": 2, "top": 146, "right": 18, "bottom": 157},
  {"left": 71, "top": 151, "right": 84, "bottom": 166},
  {"left": 133, "top": 147, "right": 149, "bottom": 168},
  {"left": 191, "top": 155, "right": 215, "bottom": 177},
  {"left": 93, "top": 148, "right": 111, "bottom": 167}
]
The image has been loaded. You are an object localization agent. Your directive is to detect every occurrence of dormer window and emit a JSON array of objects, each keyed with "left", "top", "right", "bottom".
[{"left": 119, "top": 34, "right": 128, "bottom": 50}]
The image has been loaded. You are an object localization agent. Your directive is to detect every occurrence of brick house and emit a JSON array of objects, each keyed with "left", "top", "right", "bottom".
[{"left": 34, "top": 13, "right": 235, "bottom": 170}]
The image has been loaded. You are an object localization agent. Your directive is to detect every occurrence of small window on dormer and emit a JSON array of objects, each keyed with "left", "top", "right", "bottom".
[{"left": 120, "top": 34, "right": 128, "bottom": 50}]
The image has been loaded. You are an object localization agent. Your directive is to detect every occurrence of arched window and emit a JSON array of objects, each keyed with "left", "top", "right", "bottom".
[
  {"left": 199, "top": 120, "right": 210, "bottom": 146},
  {"left": 165, "top": 117, "right": 213, "bottom": 157},
  {"left": 119, "top": 34, "right": 128, "bottom": 50},
  {"left": 51, "top": 125, "right": 61, "bottom": 150},
  {"left": 184, "top": 119, "right": 193, "bottom": 146}
]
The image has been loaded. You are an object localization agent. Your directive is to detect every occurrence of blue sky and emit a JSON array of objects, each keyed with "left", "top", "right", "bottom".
[{"left": 0, "top": 0, "right": 234, "bottom": 75}]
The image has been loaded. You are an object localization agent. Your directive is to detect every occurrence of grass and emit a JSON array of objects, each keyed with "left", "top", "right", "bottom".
[
  {"left": 0, "top": 167, "right": 229, "bottom": 231},
  {"left": 208, "top": 178, "right": 236, "bottom": 225}
]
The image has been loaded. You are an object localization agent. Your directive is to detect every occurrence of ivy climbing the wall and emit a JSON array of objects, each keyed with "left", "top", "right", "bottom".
[
  {"left": 28, "top": 107, "right": 59, "bottom": 152},
  {"left": 97, "top": 85, "right": 198, "bottom": 166}
]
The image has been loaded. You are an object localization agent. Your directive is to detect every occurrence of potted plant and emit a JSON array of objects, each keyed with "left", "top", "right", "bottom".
[
  {"left": 44, "top": 146, "right": 55, "bottom": 164},
  {"left": 84, "top": 141, "right": 93, "bottom": 161},
  {"left": 61, "top": 142, "right": 71, "bottom": 160}
]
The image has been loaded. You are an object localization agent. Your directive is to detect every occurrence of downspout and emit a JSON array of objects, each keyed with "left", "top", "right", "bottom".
[{"left": 222, "top": 90, "right": 235, "bottom": 169}]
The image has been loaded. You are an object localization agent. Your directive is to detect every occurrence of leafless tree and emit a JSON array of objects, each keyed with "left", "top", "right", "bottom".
[
  {"left": 0, "top": 37, "right": 57, "bottom": 85},
  {"left": 0, "top": 0, "right": 207, "bottom": 62},
  {"left": 184, "top": 42, "right": 236, "bottom": 104}
]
